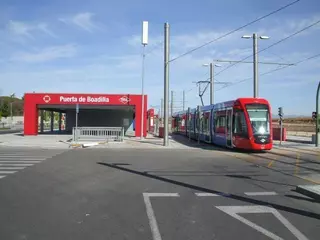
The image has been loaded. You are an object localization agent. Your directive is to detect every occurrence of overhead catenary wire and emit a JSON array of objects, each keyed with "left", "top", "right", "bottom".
[
  {"left": 216, "top": 52, "right": 320, "bottom": 92},
  {"left": 216, "top": 18, "right": 320, "bottom": 76},
  {"left": 169, "top": 0, "right": 300, "bottom": 63}
]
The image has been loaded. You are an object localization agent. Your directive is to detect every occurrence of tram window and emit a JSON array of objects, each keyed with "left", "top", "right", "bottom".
[
  {"left": 233, "top": 110, "right": 248, "bottom": 137},
  {"left": 214, "top": 111, "right": 226, "bottom": 133},
  {"left": 202, "top": 114, "right": 209, "bottom": 133}
]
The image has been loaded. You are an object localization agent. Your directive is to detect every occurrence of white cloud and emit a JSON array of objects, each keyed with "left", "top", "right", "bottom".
[
  {"left": 37, "top": 23, "right": 57, "bottom": 38},
  {"left": 10, "top": 44, "right": 77, "bottom": 63},
  {"left": 6, "top": 20, "right": 56, "bottom": 39},
  {"left": 59, "top": 12, "right": 99, "bottom": 32},
  {"left": 7, "top": 20, "right": 33, "bottom": 38},
  {"left": 287, "top": 15, "right": 320, "bottom": 33}
]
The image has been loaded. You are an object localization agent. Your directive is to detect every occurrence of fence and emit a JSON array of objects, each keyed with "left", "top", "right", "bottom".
[{"left": 73, "top": 127, "right": 124, "bottom": 142}]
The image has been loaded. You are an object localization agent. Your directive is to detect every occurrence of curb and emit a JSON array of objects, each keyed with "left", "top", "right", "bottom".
[
  {"left": 286, "top": 139, "right": 312, "bottom": 144},
  {"left": 295, "top": 185, "right": 320, "bottom": 200}
]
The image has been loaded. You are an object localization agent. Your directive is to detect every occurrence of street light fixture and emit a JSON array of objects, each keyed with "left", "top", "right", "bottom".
[{"left": 242, "top": 33, "right": 269, "bottom": 98}]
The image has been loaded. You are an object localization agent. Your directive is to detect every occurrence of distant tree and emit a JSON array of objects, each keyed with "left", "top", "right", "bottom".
[
  {"left": 1, "top": 101, "right": 9, "bottom": 118},
  {"left": 54, "top": 112, "right": 60, "bottom": 122},
  {"left": 10, "top": 93, "right": 16, "bottom": 99}
]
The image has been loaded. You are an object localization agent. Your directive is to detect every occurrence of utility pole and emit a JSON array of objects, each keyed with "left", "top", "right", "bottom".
[
  {"left": 242, "top": 33, "right": 269, "bottom": 98},
  {"left": 210, "top": 63, "right": 214, "bottom": 105},
  {"left": 160, "top": 98, "right": 164, "bottom": 122},
  {"left": 171, "top": 90, "right": 174, "bottom": 117},
  {"left": 163, "top": 22, "right": 170, "bottom": 146},
  {"left": 253, "top": 33, "right": 258, "bottom": 98},
  {"left": 182, "top": 90, "right": 185, "bottom": 111},
  {"left": 202, "top": 63, "right": 221, "bottom": 105},
  {"left": 316, "top": 81, "right": 320, "bottom": 147},
  {"left": 141, "top": 21, "right": 148, "bottom": 139}
]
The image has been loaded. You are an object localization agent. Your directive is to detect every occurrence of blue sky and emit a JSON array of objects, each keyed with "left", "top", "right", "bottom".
[{"left": 0, "top": 0, "right": 319, "bottom": 115}]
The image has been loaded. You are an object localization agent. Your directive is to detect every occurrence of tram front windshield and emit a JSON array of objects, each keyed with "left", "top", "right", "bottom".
[{"left": 246, "top": 104, "right": 270, "bottom": 135}]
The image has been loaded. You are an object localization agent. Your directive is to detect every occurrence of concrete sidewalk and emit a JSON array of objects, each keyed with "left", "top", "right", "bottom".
[
  {"left": 286, "top": 135, "right": 314, "bottom": 144},
  {"left": 0, "top": 133, "right": 73, "bottom": 149},
  {"left": 0, "top": 133, "right": 206, "bottom": 150},
  {"left": 89, "top": 134, "right": 210, "bottom": 149}
]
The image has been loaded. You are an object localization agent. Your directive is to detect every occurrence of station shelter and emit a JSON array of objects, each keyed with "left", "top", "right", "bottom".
[{"left": 23, "top": 93, "right": 151, "bottom": 137}]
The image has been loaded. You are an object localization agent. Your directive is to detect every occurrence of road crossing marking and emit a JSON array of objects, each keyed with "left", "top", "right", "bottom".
[
  {"left": 0, "top": 176, "right": 5, "bottom": 179},
  {"left": 0, "top": 161, "right": 42, "bottom": 163},
  {"left": 142, "top": 193, "right": 307, "bottom": 240},
  {"left": 0, "top": 157, "right": 46, "bottom": 160},
  {"left": 195, "top": 192, "right": 278, "bottom": 197},
  {"left": 143, "top": 193, "right": 180, "bottom": 240},
  {"left": 0, "top": 154, "right": 47, "bottom": 158},
  {"left": 216, "top": 205, "right": 309, "bottom": 240},
  {"left": 0, "top": 164, "right": 34, "bottom": 167},
  {"left": 195, "top": 193, "right": 220, "bottom": 197},
  {"left": 244, "top": 192, "right": 278, "bottom": 196},
  {"left": 0, "top": 167, "right": 26, "bottom": 170},
  {"left": 0, "top": 171, "right": 16, "bottom": 174},
  {"left": 0, "top": 149, "right": 67, "bottom": 180}
]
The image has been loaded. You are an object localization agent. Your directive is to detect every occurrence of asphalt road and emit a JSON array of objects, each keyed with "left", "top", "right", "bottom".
[{"left": 0, "top": 146, "right": 320, "bottom": 240}]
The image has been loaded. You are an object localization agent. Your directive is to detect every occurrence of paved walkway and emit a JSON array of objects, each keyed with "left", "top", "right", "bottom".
[
  {"left": 0, "top": 133, "right": 72, "bottom": 149},
  {"left": 1, "top": 132, "right": 319, "bottom": 152}
]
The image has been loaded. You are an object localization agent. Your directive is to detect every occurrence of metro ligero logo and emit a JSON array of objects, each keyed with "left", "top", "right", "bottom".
[
  {"left": 43, "top": 95, "right": 51, "bottom": 103},
  {"left": 119, "top": 96, "right": 130, "bottom": 104}
]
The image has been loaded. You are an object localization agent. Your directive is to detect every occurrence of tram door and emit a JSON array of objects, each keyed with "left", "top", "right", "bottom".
[{"left": 226, "top": 108, "right": 233, "bottom": 148}]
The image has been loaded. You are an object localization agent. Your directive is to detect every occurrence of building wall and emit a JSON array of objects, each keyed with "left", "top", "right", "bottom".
[
  {"left": 65, "top": 109, "right": 135, "bottom": 135},
  {"left": 24, "top": 93, "right": 147, "bottom": 137}
]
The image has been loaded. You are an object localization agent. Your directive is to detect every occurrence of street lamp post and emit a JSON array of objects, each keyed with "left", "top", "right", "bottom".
[
  {"left": 242, "top": 33, "right": 269, "bottom": 98},
  {"left": 141, "top": 21, "right": 149, "bottom": 139}
]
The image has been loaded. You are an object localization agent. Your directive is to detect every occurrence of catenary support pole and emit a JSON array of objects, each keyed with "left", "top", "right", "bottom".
[
  {"left": 171, "top": 90, "right": 174, "bottom": 117},
  {"left": 253, "top": 33, "right": 258, "bottom": 98},
  {"left": 197, "top": 105, "right": 201, "bottom": 144},
  {"left": 163, "top": 22, "right": 170, "bottom": 146},
  {"left": 160, "top": 98, "right": 164, "bottom": 123},
  {"left": 183, "top": 90, "right": 185, "bottom": 111},
  {"left": 316, "top": 81, "right": 320, "bottom": 147},
  {"left": 188, "top": 107, "right": 191, "bottom": 141},
  {"left": 210, "top": 63, "right": 214, "bottom": 105}
]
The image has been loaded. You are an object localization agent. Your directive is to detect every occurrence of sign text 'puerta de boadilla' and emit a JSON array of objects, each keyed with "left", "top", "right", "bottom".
[{"left": 59, "top": 96, "right": 110, "bottom": 103}]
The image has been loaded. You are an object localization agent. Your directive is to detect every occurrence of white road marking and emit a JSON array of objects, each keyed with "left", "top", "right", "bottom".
[
  {"left": 195, "top": 193, "right": 220, "bottom": 197},
  {"left": 0, "top": 155, "right": 47, "bottom": 157},
  {"left": 216, "top": 205, "right": 309, "bottom": 240},
  {"left": 144, "top": 193, "right": 180, "bottom": 197},
  {"left": 0, "top": 167, "right": 26, "bottom": 170},
  {"left": 0, "top": 161, "right": 41, "bottom": 163},
  {"left": 244, "top": 192, "right": 277, "bottom": 196},
  {"left": 0, "top": 171, "right": 16, "bottom": 174},
  {"left": 0, "top": 157, "right": 46, "bottom": 160},
  {"left": 0, "top": 176, "right": 5, "bottom": 179},
  {"left": 0, "top": 164, "right": 34, "bottom": 167},
  {"left": 143, "top": 193, "right": 180, "bottom": 240}
]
